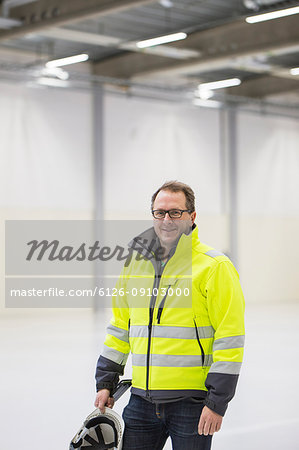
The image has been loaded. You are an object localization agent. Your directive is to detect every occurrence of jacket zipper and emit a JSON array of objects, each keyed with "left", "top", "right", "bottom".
[
  {"left": 157, "top": 286, "right": 170, "bottom": 324},
  {"left": 194, "top": 319, "right": 205, "bottom": 367},
  {"left": 145, "top": 251, "right": 168, "bottom": 397},
  {"left": 146, "top": 274, "right": 161, "bottom": 397}
]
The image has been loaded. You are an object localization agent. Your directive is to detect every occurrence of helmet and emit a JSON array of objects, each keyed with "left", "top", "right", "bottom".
[{"left": 70, "top": 407, "right": 124, "bottom": 450}]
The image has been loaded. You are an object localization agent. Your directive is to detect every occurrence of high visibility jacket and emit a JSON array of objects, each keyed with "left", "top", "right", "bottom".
[{"left": 96, "top": 225, "right": 245, "bottom": 416}]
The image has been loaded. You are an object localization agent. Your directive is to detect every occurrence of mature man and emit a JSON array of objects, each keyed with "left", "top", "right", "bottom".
[{"left": 95, "top": 181, "right": 245, "bottom": 450}]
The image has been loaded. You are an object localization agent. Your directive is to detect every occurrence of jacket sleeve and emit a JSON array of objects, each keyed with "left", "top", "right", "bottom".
[
  {"left": 204, "top": 260, "right": 245, "bottom": 416},
  {"left": 95, "top": 272, "right": 130, "bottom": 396}
]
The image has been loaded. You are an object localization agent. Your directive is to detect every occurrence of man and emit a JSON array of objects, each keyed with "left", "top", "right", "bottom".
[{"left": 95, "top": 181, "right": 245, "bottom": 449}]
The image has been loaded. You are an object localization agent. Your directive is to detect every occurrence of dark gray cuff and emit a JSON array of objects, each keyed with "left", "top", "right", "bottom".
[
  {"left": 95, "top": 355, "right": 124, "bottom": 395},
  {"left": 204, "top": 397, "right": 227, "bottom": 417}
]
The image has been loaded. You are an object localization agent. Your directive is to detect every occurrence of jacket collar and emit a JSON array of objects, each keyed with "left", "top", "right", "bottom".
[{"left": 128, "top": 223, "right": 198, "bottom": 260}]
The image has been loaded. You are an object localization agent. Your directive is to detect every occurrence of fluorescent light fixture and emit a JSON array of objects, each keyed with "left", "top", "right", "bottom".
[
  {"left": 37, "top": 78, "right": 69, "bottom": 88},
  {"left": 41, "top": 67, "right": 69, "bottom": 80},
  {"left": 195, "top": 88, "right": 214, "bottom": 100},
  {"left": 124, "top": 41, "right": 199, "bottom": 59},
  {"left": 246, "top": 6, "right": 299, "bottom": 23},
  {"left": 46, "top": 53, "right": 89, "bottom": 68},
  {"left": 198, "top": 78, "right": 241, "bottom": 90},
  {"left": 136, "top": 32, "right": 187, "bottom": 48},
  {"left": 193, "top": 99, "right": 222, "bottom": 109},
  {"left": 159, "top": 0, "right": 173, "bottom": 7},
  {"left": 290, "top": 67, "right": 299, "bottom": 76}
]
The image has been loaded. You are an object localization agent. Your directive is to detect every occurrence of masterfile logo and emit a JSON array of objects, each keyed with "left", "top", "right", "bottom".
[{"left": 5, "top": 220, "right": 192, "bottom": 308}]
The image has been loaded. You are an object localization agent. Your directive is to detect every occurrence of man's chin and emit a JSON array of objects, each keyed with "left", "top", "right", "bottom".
[{"left": 159, "top": 232, "right": 179, "bottom": 247}]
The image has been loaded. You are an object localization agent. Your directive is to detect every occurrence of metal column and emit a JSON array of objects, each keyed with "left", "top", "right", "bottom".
[
  {"left": 93, "top": 86, "right": 104, "bottom": 220},
  {"left": 93, "top": 86, "right": 104, "bottom": 313},
  {"left": 227, "top": 107, "right": 238, "bottom": 268},
  {"left": 219, "top": 107, "right": 239, "bottom": 267}
]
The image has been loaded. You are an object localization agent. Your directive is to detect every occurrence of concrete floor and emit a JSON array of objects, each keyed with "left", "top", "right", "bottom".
[{"left": 0, "top": 301, "right": 298, "bottom": 450}]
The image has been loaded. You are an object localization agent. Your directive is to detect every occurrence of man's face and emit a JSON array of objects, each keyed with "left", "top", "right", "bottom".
[{"left": 152, "top": 190, "right": 196, "bottom": 249}]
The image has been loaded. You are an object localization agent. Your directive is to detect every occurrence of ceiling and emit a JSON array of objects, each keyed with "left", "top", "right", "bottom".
[{"left": 0, "top": 0, "right": 299, "bottom": 107}]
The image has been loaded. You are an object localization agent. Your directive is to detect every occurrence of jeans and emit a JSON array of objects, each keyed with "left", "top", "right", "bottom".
[{"left": 122, "top": 393, "right": 212, "bottom": 450}]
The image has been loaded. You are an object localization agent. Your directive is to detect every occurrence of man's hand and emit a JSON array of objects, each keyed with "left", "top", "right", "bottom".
[
  {"left": 94, "top": 389, "right": 115, "bottom": 414},
  {"left": 198, "top": 406, "right": 223, "bottom": 436}
]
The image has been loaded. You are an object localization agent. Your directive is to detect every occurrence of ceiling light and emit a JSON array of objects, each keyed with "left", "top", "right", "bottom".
[
  {"left": 136, "top": 32, "right": 187, "bottom": 49},
  {"left": 195, "top": 88, "right": 214, "bottom": 100},
  {"left": 245, "top": 6, "right": 299, "bottom": 23},
  {"left": 124, "top": 41, "right": 200, "bottom": 59},
  {"left": 198, "top": 78, "right": 241, "bottom": 90},
  {"left": 193, "top": 99, "right": 222, "bottom": 109},
  {"left": 290, "top": 67, "right": 299, "bottom": 76},
  {"left": 41, "top": 67, "right": 69, "bottom": 80},
  {"left": 37, "top": 78, "right": 69, "bottom": 88},
  {"left": 243, "top": 0, "right": 259, "bottom": 10},
  {"left": 46, "top": 53, "right": 89, "bottom": 68},
  {"left": 159, "top": 0, "right": 173, "bottom": 7}
]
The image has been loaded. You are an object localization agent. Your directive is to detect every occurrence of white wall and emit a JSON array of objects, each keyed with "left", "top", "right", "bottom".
[
  {"left": 103, "top": 94, "right": 229, "bottom": 253},
  {"left": 238, "top": 112, "right": 299, "bottom": 303},
  {"left": 104, "top": 95, "right": 222, "bottom": 214},
  {"left": 0, "top": 81, "right": 94, "bottom": 311},
  {"left": 0, "top": 82, "right": 93, "bottom": 210}
]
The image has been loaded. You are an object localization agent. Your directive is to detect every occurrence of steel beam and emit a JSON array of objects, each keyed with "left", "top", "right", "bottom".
[
  {"left": 37, "top": 27, "right": 200, "bottom": 60},
  {"left": 0, "top": 0, "right": 156, "bottom": 41},
  {"left": 93, "top": 14, "right": 299, "bottom": 81},
  {"left": 93, "top": 51, "right": 179, "bottom": 79},
  {"left": 227, "top": 76, "right": 299, "bottom": 98}
]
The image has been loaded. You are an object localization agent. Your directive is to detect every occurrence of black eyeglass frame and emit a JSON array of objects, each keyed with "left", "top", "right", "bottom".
[{"left": 151, "top": 209, "right": 192, "bottom": 219}]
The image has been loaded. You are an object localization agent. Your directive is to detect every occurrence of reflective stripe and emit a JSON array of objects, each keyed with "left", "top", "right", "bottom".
[
  {"left": 132, "top": 353, "right": 213, "bottom": 367},
  {"left": 131, "top": 325, "right": 195, "bottom": 339},
  {"left": 209, "top": 361, "right": 242, "bottom": 375},
  {"left": 197, "top": 326, "right": 215, "bottom": 339},
  {"left": 152, "top": 326, "right": 199, "bottom": 340},
  {"left": 204, "top": 354, "right": 214, "bottom": 367},
  {"left": 204, "top": 250, "right": 225, "bottom": 258},
  {"left": 213, "top": 335, "right": 245, "bottom": 351},
  {"left": 129, "top": 325, "right": 214, "bottom": 340},
  {"left": 102, "top": 344, "right": 128, "bottom": 365},
  {"left": 107, "top": 324, "right": 129, "bottom": 343},
  {"left": 129, "top": 325, "right": 147, "bottom": 338}
]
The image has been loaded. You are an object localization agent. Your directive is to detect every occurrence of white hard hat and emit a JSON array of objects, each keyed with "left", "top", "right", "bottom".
[{"left": 70, "top": 407, "right": 124, "bottom": 450}]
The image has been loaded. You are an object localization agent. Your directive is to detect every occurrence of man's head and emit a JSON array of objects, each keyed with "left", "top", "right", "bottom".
[{"left": 151, "top": 181, "right": 196, "bottom": 250}]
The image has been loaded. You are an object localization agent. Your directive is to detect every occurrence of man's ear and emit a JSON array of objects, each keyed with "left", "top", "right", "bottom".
[{"left": 191, "top": 211, "right": 196, "bottom": 224}]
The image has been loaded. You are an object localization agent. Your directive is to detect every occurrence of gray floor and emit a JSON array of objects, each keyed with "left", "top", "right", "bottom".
[{"left": 0, "top": 302, "right": 298, "bottom": 450}]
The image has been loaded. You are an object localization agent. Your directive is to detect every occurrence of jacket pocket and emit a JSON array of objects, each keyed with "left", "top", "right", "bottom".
[
  {"left": 156, "top": 285, "right": 170, "bottom": 324},
  {"left": 193, "top": 318, "right": 205, "bottom": 367},
  {"left": 156, "top": 278, "right": 178, "bottom": 324}
]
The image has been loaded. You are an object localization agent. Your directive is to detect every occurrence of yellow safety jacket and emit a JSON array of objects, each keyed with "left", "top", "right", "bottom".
[{"left": 96, "top": 225, "right": 245, "bottom": 416}]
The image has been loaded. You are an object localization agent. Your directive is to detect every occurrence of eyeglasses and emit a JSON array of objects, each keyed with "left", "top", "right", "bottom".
[{"left": 152, "top": 209, "right": 191, "bottom": 219}]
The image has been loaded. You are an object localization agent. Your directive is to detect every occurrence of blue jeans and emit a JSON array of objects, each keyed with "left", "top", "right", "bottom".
[{"left": 122, "top": 394, "right": 212, "bottom": 450}]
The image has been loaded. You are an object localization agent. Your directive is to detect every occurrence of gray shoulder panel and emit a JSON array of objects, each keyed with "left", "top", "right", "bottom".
[{"left": 204, "top": 249, "right": 226, "bottom": 258}]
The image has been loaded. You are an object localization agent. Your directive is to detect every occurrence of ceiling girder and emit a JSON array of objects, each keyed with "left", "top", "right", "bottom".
[
  {"left": 227, "top": 76, "right": 299, "bottom": 98},
  {"left": 93, "top": 14, "right": 299, "bottom": 81},
  {"left": 93, "top": 51, "right": 181, "bottom": 78},
  {"left": 0, "top": 0, "right": 156, "bottom": 42},
  {"left": 37, "top": 27, "right": 201, "bottom": 60},
  {"left": 0, "top": 0, "right": 298, "bottom": 99}
]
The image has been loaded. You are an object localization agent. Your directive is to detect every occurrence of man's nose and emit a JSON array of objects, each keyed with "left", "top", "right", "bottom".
[{"left": 163, "top": 212, "right": 173, "bottom": 221}]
